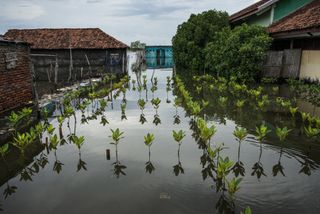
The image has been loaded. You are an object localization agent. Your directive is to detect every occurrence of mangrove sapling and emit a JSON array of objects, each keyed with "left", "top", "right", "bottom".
[
  {"left": 144, "top": 133, "right": 156, "bottom": 174},
  {"left": 109, "top": 128, "right": 126, "bottom": 177},
  {"left": 240, "top": 207, "right": 252, "bottom": 214},
  {"left": 255, "top": 124, "right": 270, "bottom": 143},
  {"left": 232, "top": 127, "right": 247, "bottom": 177},
  {"left": 71, "top": 135, "right": 87, "bottom": 171},
  {"left": 218, "top": 96, "right": 228, "bottom": 106},
  {"left": 0, "top": 144, "right": 9, "bottom": 166},
  {"left": 289, "top": 107, "right": 298, "bottom": 117},
  {"left": 275, "top": 127, "right": 291, "bottom": 143},
  {"left": 12, "top": 131, "right": 36, "bottom": 156},
  {"left": 252, "top": 143, "right": 266, "bottom": 179},
  {"left": 50, "top": 134, "right": 64, "bottom": 173},
  {"left": 236, "top": 100, "right": 245, "bottom": 109},
  {"left": 226, "top": 177, "right": 243, "bottom": 199},
  {"left": 301, "top": 112, "right": 311, "bottom": 123},
  {"left": 172, "top": 130, "right": 186, "bottom": 176},
  {"left": 196, "top": 118, "right": 217, "bottom": 144},
  {"left": 304, "top": 125, "right": 320, "bottom": 140},
  {"left": 138, "top": 99, "right": 146, "bottom": 113},
  {"left": 173, "top": 98, "right": 181, "bottom": 125}
]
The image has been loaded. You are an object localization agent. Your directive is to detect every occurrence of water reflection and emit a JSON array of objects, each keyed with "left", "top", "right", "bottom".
[
  {"left": 146, "top": 57, "right": 174, "bottom": 69},
  {"left": 1, "top": 52, "right": 320, "bottom": 214}
]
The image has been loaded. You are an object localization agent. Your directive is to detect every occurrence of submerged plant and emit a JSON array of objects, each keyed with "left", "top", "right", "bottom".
[
  {"left": 304, "top": 125, "right": 320, "bottom": 139},
  {"left": 226, "top": 177, "right": 243, "bottom": 198},
  {"left": 236, "top": 100, "right": 245, "bottom": 108},
  {"left": 151, "top": 98, "right": 161, "bottom": 110},
  {"left": 196, "top": 118, "right": 217, "bottom": 143},
  {"left": 289, "top": 107, "right": 298, "bottom": 117},
  {"left": 275, "top": 127, "right": 291, "bottom": 143},
  {"left": 255, "top": 124, "right": 270, "bottom": 142},
  {"left": 109, "top": 128, "right": 124, "bottom": 145},
  {"left": 144, "top": 133, "right": 155, "bottom": 147},
  {"left": 233, "top": 126, "right": 247, "bottom": 142},
  {"left": 172, "top": 130, "right": 186, "bottom": 144},
  {"left": 138, "top": 99, "right": 146, "bottom": 112}
]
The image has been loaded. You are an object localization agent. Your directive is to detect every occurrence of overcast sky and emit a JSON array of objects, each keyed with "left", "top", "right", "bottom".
[{"left": 0, "top": 0, "right": 257, "bottom": 45}]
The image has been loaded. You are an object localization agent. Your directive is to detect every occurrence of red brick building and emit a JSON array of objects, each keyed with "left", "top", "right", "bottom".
[{"left": 0, "top": 37, "right": 34, "bottom": 112}]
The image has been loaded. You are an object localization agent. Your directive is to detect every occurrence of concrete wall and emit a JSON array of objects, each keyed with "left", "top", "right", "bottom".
[
  {"left": 299, "top": 50, "right": 320, "bottom": 81},
  {"left": 31, "top": 48, "right": 127, "bottom": 83},
  {"left": 0, "top": 42, "right": 33, "bottom": 112}
]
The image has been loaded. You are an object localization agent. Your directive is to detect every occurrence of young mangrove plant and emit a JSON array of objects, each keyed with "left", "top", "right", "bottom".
[
  {"left": 0, "top": 144, "right": 9, "bottom": 165},
  {"left": 173, "top": 130, "right": 186, "bottom": 145},
  {"left": 289, "top": 107, "right": 298, "bottom": 117},
  {"left": 109, "top": 128, "right": 124, "bottom": 145},
  {"left": 151, "top": 98, "right": 161, "bottom": 112},
  {"left": 138, "top": 99, "right": 146, "bottom": 113},
  {"left": 255, "top": 123, "right": 270, "bottom": 143},
  {"left": 276, "top": 126, "right": 291, "bottom": 143},
  {"left": 304, "top": 125, "right": 320, "bottom": 140},
  {"left": 236, "top": 100, "right": 245, "bottom": 109},
  {"left": 233, "top": 126, "right": 248, "bottom": 143},
  {"left": 196, "top": 118, "right": 217, "bottom": 144},
  {"left": 144, "top": 133, "right": 156, "bottom": 174},
  {"left": 218, "top": 96, "right": 228, "bottom": 106},
  {"left": 172, "top": 130, "right": 186, "bottom": 176}
]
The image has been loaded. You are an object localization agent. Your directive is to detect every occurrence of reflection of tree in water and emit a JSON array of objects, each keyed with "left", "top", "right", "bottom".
[
  {"left": 145, "top": 146, "right": 155, "bottom": 174},
  {"left": 112, "top": 144, "right": 127, "bottom": 178},
  {"left": 273, "top": 147, "right": 285, "bottom": 177},
  {"left": 251, "top": 144, "right": 266, "bottom": 179},
  {"left": 173, "top": 143, "right": 184, "bottom": 176},
  {"left": 232, "top": 140, "right": 245, "bottom": 177}
]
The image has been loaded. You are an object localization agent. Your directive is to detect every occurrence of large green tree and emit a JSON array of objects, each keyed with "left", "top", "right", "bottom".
[
  {"left": 172, "top": 10, "right": 229, "bottom": 74},
  {"left": 205, "top": 24, "right": 272, "bottom": 82}
]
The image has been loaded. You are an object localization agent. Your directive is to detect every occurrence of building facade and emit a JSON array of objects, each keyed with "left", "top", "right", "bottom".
[
  {"left": 0, "top": 38, "right": 33, "bottom": 112},
  {"left": 231, "top": 0, "right": 320, "bottom": 80},
  {"left": 4, "top": 28, "right": 128, "bottom": 84}
]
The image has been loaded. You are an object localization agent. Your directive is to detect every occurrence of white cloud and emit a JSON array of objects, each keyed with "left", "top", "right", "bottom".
[
  {"left": 0, "top": 1, "right": 45, "bottom": 21},
  {"left": 0, "top": 0, "right": 258, "bottom": 44}
]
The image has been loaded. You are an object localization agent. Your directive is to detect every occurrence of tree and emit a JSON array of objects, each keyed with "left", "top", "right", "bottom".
[
  {"left": 204, "top": 24, "right": 272, "bottom": 82},
  {"left": 172, "top": 10, "right": 229, "bottom": 75}
]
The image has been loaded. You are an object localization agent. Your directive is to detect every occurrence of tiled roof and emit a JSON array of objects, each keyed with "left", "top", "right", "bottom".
[
  {"left": 230, "top": 0, "right": 271, "bottom": 22},
  {"left": 4, "top": 28, "right": 128, "bottom": 49},
  {"left": 268, "top": 1, "right": 320, "bottom": 34}
]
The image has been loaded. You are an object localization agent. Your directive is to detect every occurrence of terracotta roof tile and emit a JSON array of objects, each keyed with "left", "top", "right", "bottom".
[
  {"left": 268, "top": 1, "right": 320, "bottom": 34},
  {"left": 230, "top": 0, "right": 271, "bottom": 22},
  {"left": 4, "top": 28, "right": 128, "bottom": 49}
]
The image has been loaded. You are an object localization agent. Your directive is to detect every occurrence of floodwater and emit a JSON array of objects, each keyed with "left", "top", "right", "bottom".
[{"left": 1, "top": 52, "right": 320, "bottom": 214}]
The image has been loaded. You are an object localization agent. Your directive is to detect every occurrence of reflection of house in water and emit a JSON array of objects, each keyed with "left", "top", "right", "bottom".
[
  {"left": 145, "top": 46, "right": 173, "bottom": 69},
  {"left": 4, "top": 28, "right": 129, "bottom": 84}
]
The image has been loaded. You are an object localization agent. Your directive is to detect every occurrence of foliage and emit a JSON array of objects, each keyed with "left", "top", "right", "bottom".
[
  {"left": 172, "top": 10, "right": 229, "bottom": 74},
  {"left": 233, "top": 127, "right": 247, "bottom": 142},
  {"left": 275, "top": 127, "right": 291, "bottom": 142},
  {"left": 109, "top": 128, "right": 124, "bottom": 144},
  {"left": 173, "top": 130, "right": 186, "bottom": 144},
  {"left": 255, "top": 124, "right": 270, "bottom": 142},
  {"left": 204, "top": 24, "right": 272, "bottom": 82},
  {"left": 144, "top": 133, "right": 155, "bottom": 147}
]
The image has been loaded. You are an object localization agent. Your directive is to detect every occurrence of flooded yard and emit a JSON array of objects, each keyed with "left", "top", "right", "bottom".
[{"left": 1, "top": 52, "right": 320, "bottom": 214}]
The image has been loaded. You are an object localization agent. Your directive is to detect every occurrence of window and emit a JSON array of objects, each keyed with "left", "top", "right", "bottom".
[{"left": 110, "top": 53, "right": 120, "bottom": 65}]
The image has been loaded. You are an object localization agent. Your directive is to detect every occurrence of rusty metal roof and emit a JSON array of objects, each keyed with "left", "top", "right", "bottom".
[{"left": 4, "top": 28, "right": 128, "bottom": 49}]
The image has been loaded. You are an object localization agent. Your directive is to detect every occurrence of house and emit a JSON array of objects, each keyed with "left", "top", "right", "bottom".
[
  {"left": 231, "top": 0, "right": 320, "bottom": 80},
  {"left": 4, "top": 28, "right": 128, "bottom": 85},
  {"left": 145, "top": 46, "right": 173, "bottom": 69},
  {"left": 0, "top": 36, "right": 34, "bottom": 113},
  {"left": 230, "top": 0, "right": 314, "bottom": 27}
]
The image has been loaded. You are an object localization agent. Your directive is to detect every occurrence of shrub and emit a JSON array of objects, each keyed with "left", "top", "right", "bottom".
[{"left": 204, "top": 24, "right": 272, "bottom": 82}]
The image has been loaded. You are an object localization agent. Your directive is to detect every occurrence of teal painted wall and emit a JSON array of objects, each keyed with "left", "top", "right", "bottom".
[
  {"left": 273, "top": 0, "right": 313, "bottom": 21},
  {"left": 247, "top": 9, "right": 272, "bottom": 27},
  {"left": 145, "top": 46, "right": 173, "bottom": 58}
]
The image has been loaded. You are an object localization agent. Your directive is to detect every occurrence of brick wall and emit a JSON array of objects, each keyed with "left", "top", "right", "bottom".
[{"left": 0, "top": 41, "right": 33, "bottom": 112}]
